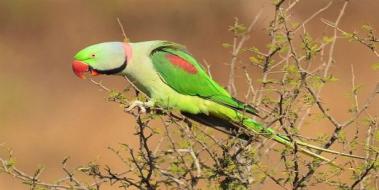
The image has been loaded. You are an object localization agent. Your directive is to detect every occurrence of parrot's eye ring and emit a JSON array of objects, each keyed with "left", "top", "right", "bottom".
[{"left": 91, "top": 54, "right": 96, "bottom": 58}]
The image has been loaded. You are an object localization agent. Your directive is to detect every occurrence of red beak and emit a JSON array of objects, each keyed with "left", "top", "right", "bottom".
[{"left": 72, "top": 60, "right": 89, "bottom": 79}]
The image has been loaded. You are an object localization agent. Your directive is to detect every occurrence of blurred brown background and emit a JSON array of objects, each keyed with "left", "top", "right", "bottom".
[{"left": 0, "top": 0, "right": 378, "bottom": 189}]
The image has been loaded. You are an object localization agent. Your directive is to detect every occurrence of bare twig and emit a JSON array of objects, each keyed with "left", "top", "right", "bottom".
[{"left": 227, "top": 11, "right": 262, "bottom": 95}]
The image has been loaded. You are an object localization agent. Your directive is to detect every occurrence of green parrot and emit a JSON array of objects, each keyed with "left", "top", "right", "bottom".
[{"left": 72, "top": 40, "right": 363, "bottom": 163}]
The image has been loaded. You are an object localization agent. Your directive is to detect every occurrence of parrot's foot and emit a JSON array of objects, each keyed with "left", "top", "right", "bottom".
[
  {"left": 125, "top": 100, "right": 154, "bottom": 114},
  {"left": 126, "top": 100, "right": 146, "bottom": 113}
]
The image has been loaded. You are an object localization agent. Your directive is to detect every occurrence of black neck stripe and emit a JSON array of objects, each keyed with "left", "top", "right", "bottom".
[{"left": 94, "top": 60, "right": 127, "bottom": 75}]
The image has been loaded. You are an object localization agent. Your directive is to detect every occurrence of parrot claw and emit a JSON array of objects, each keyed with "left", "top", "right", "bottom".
[
  {"left": 125, "top": 100, "right": 146, "bottom": 113},
  {"left": 125, "top": 100, "right": 154, "bottom": 114}
]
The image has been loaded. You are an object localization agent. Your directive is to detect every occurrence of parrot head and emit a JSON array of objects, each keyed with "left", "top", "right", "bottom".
[{"left": 72, "top": 42, "right": 132, "bottom": 79}]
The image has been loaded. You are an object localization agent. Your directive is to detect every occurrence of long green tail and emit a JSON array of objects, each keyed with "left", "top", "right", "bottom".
[
  {"left": 206, "top": 101, "right": 364, "bottom": 164},
  {"left": 241, "top": 118, "right": 365, "bottom": 163}
]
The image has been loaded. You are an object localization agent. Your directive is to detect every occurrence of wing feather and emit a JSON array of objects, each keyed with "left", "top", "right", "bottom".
[{"left": 150, "top": 42, "right": 258, "bottom": 115}]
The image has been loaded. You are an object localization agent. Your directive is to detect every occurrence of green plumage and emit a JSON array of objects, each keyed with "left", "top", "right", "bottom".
[
  {"left": 73, "top": 40, "right": 365, "bottom": 164},
  {"left": 147, "top": 43, "right": 336, "bottom": 162},
  {"left": 150, "top": 44, "right": 258, "bottom": 115}
]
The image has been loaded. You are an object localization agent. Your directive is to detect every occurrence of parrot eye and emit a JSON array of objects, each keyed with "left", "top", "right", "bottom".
[{"left": 91, "top": 54, "right": 96, "bottom": 58}]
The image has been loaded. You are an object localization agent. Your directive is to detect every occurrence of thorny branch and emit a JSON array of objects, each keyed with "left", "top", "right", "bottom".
[
  {"left": 227, "top": 10, "right": 262, "bottom": 96},
  {"left": 1, "top": 1, "right": 379, "bottom": 190}
]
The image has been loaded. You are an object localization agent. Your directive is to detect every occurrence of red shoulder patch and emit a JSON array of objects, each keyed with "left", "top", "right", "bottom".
[{"left": 165, "top": 54, "right": 198, "bottom": 74}]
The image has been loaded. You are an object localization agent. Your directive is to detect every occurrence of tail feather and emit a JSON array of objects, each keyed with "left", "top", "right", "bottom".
[
  {"left": 272, "top": 133, "right": 333, "bottom": 163},
  {"left": 243, "top": 119, "right": 331, "bottom": 163},
  {"left": 183, "top": 109, "right": 364, "bottom": 164},
  {"left": 295, "top": 141, "right": 366, "bottom": 160},
  {"left": 242, "top": 118, "right": 364, "bottom": 163}
]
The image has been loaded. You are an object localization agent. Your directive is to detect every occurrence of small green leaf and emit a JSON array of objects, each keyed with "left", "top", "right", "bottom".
[
  {"left": 342, "top": 32, "right": 356, "bottom": 41},
  {"left": 246, "top": 46, "right": 260, "bottom": 53},
  {"left": 5, "top": 158, "right": 16, "bottom": 169},
  {"left": 222, "top": 43, "right": 232, "bottom": 48},
  {"left": 228, "top": 18, "right": 247, "bottom": 35},
  {"left": 322, "top": 36, "right": 334, "bottom": 44},
  {"left": 375, "top": 130, "right": 379, "bottom": 141},
  {"left": 249, "top": 56, "right": 259, "bottom": 64},
  {"left": 362, "top": 24, "right": 373, "bottom": 32},
  {"left": 371, "top": 63, "right": 379, "bottom": 70}
]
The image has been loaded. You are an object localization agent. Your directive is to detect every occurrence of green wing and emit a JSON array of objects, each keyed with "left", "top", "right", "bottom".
[{"left": 150, "top": 42, "right": 257, "bottom": 115}]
